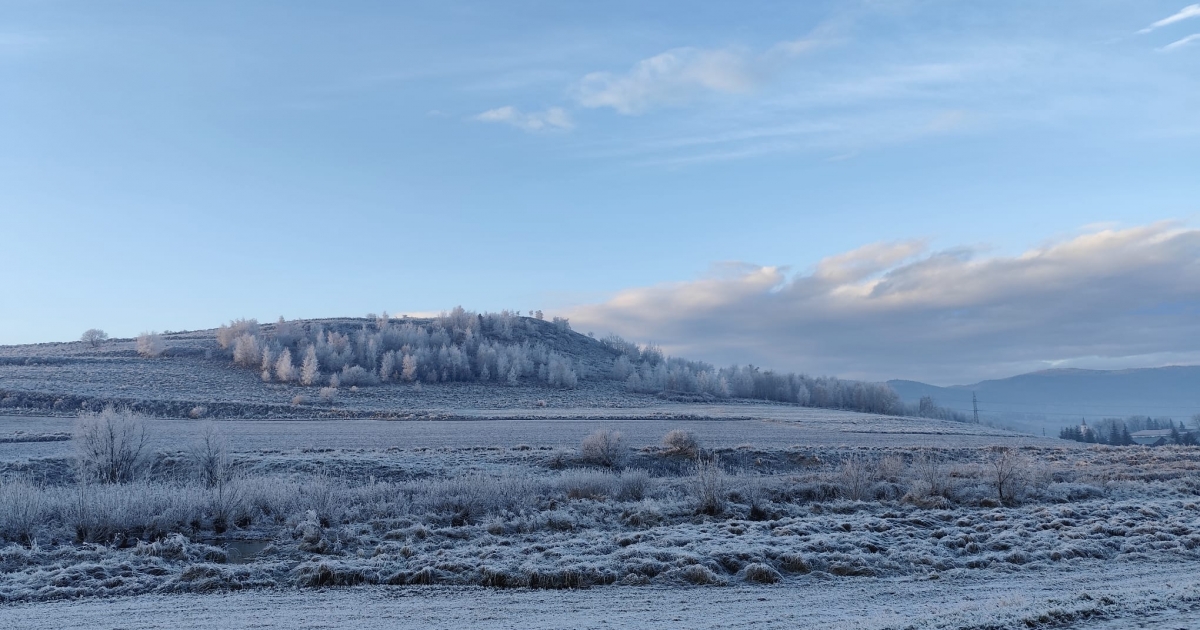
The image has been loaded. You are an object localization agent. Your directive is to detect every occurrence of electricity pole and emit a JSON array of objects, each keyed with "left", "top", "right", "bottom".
[{"left": 972, "top": 392, "right": 979, "bottom": 424}]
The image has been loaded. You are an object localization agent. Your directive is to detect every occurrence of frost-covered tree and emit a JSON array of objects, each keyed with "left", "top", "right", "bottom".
[
  {"left": 217, "top": 319, "right": 259, "bottom": 350},
  {"left": 136, "top": 331, "right": 165, "bottom": 358},
  {"left": 300, "top": 345, "right": 319, "bottom": 386},
  {"left": 379, "top": 350, "right": 396, "bottom": 382},
  {"left": 401, "top": 353, "right": 418, "bottom": 382},
  {"left": 260, "top": 345, "right": 275, "bottom": 381},
  {"left": 81, "top": 329, "right": 108, "bottom": 348},
  {"left": 546, "top": 353, "right": 577, "bottom": 388},
  {"left": 275, "top": 348, "right": 296, "bottom": 382},
  {"left": 232, "top": 333, "right": 261, "bottom": 367}
]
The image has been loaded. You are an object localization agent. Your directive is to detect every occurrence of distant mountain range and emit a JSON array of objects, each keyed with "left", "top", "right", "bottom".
[{"left": 888, "top": 366, "right": 1200, "bottom": 433}]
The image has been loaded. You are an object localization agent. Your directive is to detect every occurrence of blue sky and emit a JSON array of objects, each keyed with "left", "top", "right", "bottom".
[{"left": 2, "top": 1, "right": 1198, "bottom": 383}]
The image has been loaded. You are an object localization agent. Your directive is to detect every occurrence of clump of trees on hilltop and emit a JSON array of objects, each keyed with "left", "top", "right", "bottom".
[
  {"left": 216, "top": 308, "right": 580, "bottom": 389},
  {"left": 204, "top": 308, "right": 939, "bottom": 418}
]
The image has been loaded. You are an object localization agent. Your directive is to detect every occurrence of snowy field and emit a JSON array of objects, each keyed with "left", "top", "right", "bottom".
[
  {"left": 0, "top": 405, "right": 1063, "bottom": 462},
  {"left": 2, "top": 393, "right": 1197, "bottom": 629}
]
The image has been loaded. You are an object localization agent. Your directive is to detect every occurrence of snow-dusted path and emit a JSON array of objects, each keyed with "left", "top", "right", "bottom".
[{"left": 4, "top": 560, "right": 1197, "bottom": 629}]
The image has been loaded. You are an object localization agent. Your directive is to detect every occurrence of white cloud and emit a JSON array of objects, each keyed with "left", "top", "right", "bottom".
[
  {"left": 568, "top": 222, "right": 1200, "bottom": 384},
  {"left": 1160, "top": 33, "right": 1200, "bottom": 51},
  {"left": 573, "top": 47, "right": 762, "bottom": 115},
  {"left": 474, "top": 106, "right": 573, "bottom": 132},
  {"left": 1138, "top": 4, "right": 1200, "bottom": 34}
]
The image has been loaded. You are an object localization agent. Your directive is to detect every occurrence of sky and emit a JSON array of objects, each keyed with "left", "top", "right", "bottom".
[{"left": 1, "top": 1, "right": 1198, "bottom": 384}]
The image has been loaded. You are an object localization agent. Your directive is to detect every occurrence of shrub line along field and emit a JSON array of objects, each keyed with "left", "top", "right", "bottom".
[{"left": 2, "top": 559, "right": 1198, "bottom": 629}]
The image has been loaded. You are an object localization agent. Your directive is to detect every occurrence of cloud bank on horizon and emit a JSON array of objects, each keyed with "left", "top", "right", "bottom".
[{"left": 569, "top": 222, "right": 1200, "bottom": 386}]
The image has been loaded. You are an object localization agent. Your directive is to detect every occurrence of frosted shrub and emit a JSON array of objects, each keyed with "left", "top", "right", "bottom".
[
  {"left": 74, "top": 407, "right": 149, "bottom": 484},
  {"left": 837, "top": 455, "right": 873, "bottom": 501},
  {"left": 319, "top": 387, "right": 338, "bottom": 403},
  {"left": 617, "top": 469, "right": 650, "bottom": 501},
  {"left": 136, "top": 331, "right": 165, "bottom": 358},
  {"left": 339, "top": 365, "right": 377, "bottom": 387},
  {"left": 740, "top": 562, "right": 782, "bottom": 584},
  {"left": 580, "top": 430, "right": 627, "bottom": 468},
  {"left": 662, "top": 429, "right": 700, "bottom": 457},
  {"left": 0, "top": 480, "right": 44, "bottom": 544},
  {"left": 910, "top": 451, "right": 947, "bottom": 496},
  {"left": 692, "top": 455, "right": 728, "bottom": 515},
  {"left": 559, "top": 470, "right": 617, "bottom": 500}
]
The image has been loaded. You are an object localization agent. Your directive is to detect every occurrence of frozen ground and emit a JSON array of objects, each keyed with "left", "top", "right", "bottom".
[
  {"left": 0, "top": 327, "right": 1193, "bottom": 630},
  {"left": 2, "top": 559, "right": 1197, "bottom": 629},
  {"left": 0, "top": 405, "right": 1065, "bottom": 463}
]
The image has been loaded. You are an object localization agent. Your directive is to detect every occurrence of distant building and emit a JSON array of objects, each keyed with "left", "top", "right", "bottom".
[{"left": 1130, "top": 429, "right": 1190, "bottom": 446}]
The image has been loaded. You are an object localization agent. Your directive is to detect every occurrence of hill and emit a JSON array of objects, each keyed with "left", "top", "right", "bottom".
[
  {"left": 889, "top": 366, "right": 1200, "bottom": 432},
  {"left": 0, "top": 310, "right": 899, "bottom": 418}
]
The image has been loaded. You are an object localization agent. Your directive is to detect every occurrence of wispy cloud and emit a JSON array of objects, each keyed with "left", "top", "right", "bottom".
[
  {"left": 573, "top": 47, "right": 762, "bottom": 115},
  {"left": 571, "top": 35, "right": 828, "bottom": 115},
  {"left": 569, "top": 222, "right": 1200, "bottom": 384},
  {"left": 1160, "top": 33, "right": 1200, "bottom": 51},
  {"left": 1138, "top": 4, "right": 1200, "bottom": 34},
  {"left": 473, "top": 106, "right": 573, "bottom": 132}
]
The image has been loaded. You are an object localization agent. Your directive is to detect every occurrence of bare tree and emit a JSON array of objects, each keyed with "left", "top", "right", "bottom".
[
  {"left": 988, "top": 447, "right": 1030, "bottom": 505},
  {"left": 190, "top": 422, "right": 231, "bottom": 488},
  {"left": 73, "top": 407, "right": 149, "bottom": 484},
  {"left": 80, "top": 329, "right": 108, "bottom": 348}
]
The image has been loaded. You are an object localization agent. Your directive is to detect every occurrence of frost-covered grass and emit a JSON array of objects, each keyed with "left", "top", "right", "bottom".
[{"left": 2, "top": 437, "right": 1200, "bottom": 602}]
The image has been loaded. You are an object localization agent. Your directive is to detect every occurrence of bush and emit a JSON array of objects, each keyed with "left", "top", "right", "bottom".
[
  {"left": 0, "top": 480, "right": 44, "bottom": 544},
  {"left": 740, "top": 562, "right": 781, "bottom": 584},
  {"left": 692, "top": 455, "right": 728, "bottom": 515},
  {"left": 580, "top": 430, "right": 627, "bottom": 468},
  {"left": 74, "top": 407, "right": 149, "bottom": 484},
  {"left": 836, "top": 455, "right": 873, "bottom": 501},
  {"left": 339, "top": 365, "right": 377, "bottom": 387},
  {"left": 136, "top": 331, "right": 165, "bottom": 358},
  {"left": 662, "top": 429, "right": 700, "bottom": 457}
]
